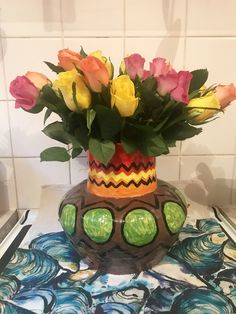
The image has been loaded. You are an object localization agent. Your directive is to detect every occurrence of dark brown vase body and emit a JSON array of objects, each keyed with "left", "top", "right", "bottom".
[{"left": 59, "top": 145, "right": 187, "bottom": 274}]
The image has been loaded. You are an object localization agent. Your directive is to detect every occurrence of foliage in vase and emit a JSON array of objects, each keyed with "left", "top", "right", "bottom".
[{"left": 9, "top": 48, "right": 236, "bottom": 163}]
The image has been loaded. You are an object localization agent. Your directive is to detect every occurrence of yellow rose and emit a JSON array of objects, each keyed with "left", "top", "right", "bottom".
[
  {"left": 110, "top": 75, "right": 139, "bottom": 117},
  {"left": 90, "top": 50, "right": 113, "bottom": 79},
  {"left": 53, "top": 70, "right": 91, "bottom": 111},
  {"left": 187, "top": 89, "right": 220, "bottom": 123}
]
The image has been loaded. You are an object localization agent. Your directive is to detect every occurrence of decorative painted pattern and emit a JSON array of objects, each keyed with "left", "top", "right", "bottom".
[
  {"left": 163, "top": 202, "right": 186, "bottom": 234},
  {"left": 60, "top": 204, "right": 76, "bottom": 236},
  {"left": 123, "top": 209, "right": 158, "bottom": 246},
  {"left": 87, "top": 144, "right": 157, "bottom": 198},
  {"left": 2, "top": 218, "right": 235, "bottom": 313},
  {"left": 83, "top": 208, "right": 113, "bottom": 243}
]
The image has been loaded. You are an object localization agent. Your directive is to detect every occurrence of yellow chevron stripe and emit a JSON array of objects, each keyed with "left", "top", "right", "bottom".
[{"left": 89, "top": 169, "right": 156, "bottom": 184}]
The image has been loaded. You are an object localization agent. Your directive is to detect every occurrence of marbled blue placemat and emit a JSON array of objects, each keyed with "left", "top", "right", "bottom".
[{"left": 0, "top": 218, "right": 235, "bottom": 313}]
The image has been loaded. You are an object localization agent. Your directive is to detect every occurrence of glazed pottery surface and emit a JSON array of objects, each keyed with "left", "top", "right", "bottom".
[{"left": 59, "top": 145, "right": 187, "bottom": 274}]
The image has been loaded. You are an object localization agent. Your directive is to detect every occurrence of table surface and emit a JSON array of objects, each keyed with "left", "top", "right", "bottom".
[{"left": 0, "top": 181, "right": 236, "bottom": 313}]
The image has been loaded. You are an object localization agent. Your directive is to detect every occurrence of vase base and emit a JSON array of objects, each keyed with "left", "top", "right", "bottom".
[{"left": 59, "top": 179, "right": 188, "bottom": 274}]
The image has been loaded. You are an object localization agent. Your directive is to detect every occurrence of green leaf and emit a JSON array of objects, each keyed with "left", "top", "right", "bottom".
[
  {"left": 41, "top": 85, "right": 61, "bottom": 104},
  {"left": 94, "top": 105, "right": 122, "bottom": 140},
  {"left": 42, "top": 121, "right": 71, "bottom": 144},
  {"left": 72, "top": 82, "right": 80, "bottom": 109},
  {"left": 154, "top": 116, "right": 169, "bottom": 132},
  {"left": 40, "top": 147, "right": 70, "bottom": 162},
  {"left": 140, "top": 134, "right": 169, "bottom": 156},
  {"left": 44, "top": 61, "right": 64, "bottom": 74},
  {"left": 122, "top": 123, "right": 169, "bottom": 157},
  {"left": 44, "top": 108, "right": 52, "bottom": 124},
  {"left": 80, "top": 46, "right": 87, "bottom": 58},
  {"left": 41, "top": 85, "right": 71, "bottom": 118},
  {"left": 74, "top": 126, "right": 89, "bottom": 150},
  {"left": 86, "top": 109, "right": 96, "bottom": 134},
  {"left": 72, "top": 146, "right": 83, "bottom": 158},
  {"left": 121, "top": 137, "right": 138, "bottom": 154},
  {"left": 189, "top": 69, "right": 208, "bottom": 93},
  {"left": 163, "top": 122, "right": 202, "bottom": 141},
  {"left": 89, "top": 138, "right": 115, "bottom": 163}
]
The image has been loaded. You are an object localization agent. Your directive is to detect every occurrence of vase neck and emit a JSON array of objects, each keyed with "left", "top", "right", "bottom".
[{"left": 87, "top": 144, "right": 157, "bottom": 198}]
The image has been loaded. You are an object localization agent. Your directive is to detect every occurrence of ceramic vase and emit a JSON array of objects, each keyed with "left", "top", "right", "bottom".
[{"left": 59, "top": 144, "right": 187, "bottom": 274}]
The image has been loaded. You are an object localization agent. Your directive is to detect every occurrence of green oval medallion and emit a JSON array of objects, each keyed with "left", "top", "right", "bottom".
[
  {"left": 60, "top": 204, "right": 77, "bottom": 236},
  {"left": 83, "top": 208, "right": 113, "bottom": 243},
  {"left": 163, "top": 202, "right": 186, "bottom": 234},
  {"left": 123, "top": 209, "right": 158, "bottom": 247}
]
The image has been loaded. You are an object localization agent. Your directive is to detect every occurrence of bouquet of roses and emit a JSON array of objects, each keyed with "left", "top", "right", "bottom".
[{"left": 9, "top": 47, "right": 236, "bottom": 163}]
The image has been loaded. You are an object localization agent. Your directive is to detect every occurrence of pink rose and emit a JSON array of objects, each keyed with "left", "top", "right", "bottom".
[
  {"left": 157, "top": 71, "right": 178, "bottom": 96},
  {"left": 58, "top": 49, "right": 82, "bottom": 71},
  {"left": 157, "top": 70, "right": 192, "bottom": 104},
  {"left": 150, "top": 57, "right": 172, "bottom": 77},
  {"left": 124, "top": 53, "right": 145, "bottom": 80},
  {"left": 25, "top": 71, "right": 50, "bottom": 89},
  {"left": 170, "top": 71, "right": 193, "bottom": 104},
  {"left": 10, "top": 76, "right": 39, "bottom": 110},
  {"left": 79, "top": 56, "right": 109, "bottom": 92},
  {"left": 215, "top": 84, "right": 236, "bottom": 109}
]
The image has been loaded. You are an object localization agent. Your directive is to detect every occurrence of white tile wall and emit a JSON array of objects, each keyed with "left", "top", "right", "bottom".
[
  {"left": 0, "top": 0, "right": 61, "bottom": 37},
  {"left": 0, "top": 101, "right": 11, "bottom": 157},
  {"left": 61, "top": 0, "right": 124, "bottom": 37},
  {"left": 125, "top": 0, "right": 187, "bottom": 37},
  {"left": 187, "top": 0, "right": 236, "bottom": 37},
  {"left": 0, "top": 0, "right": 236, "bottom": 210},
  {"left": 0, "top": 158, "right": 17, "bottom": 211},
  {"left": 14, "top": 158, "right": 70, "bottom": 208}
]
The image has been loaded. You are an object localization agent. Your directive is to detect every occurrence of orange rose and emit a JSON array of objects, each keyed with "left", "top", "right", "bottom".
[
  {"left": 25, "top": 71, "right": 50, "bottom": 89},
  {"left": 215, "top": 84, "right": 236, "bottom": 109},
  {"left": 79, "top": 56, "right": 109, "bottom": 92},
  {"left": 58, "top": 49, "right": 82, "bottom": 71}
]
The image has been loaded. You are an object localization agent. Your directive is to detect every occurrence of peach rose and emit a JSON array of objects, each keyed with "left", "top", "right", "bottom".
[
  {"left": 58, "top": 49, "right": 82, "bottom": 71},
  {"left": 25, "top": 71, "right": 50, "bottom": 89},
  {"left": 215, "top": 84, "right": 236, "bottom": 109},
  {"left": 79, "top": 56, "right": 109, "bottom": 92}
]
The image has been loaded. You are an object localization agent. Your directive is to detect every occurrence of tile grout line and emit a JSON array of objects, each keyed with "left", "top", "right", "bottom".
[
  {"left": 59, "top": 0, "right": 71, "bottom": 184},
  {"left": 230, "top": 156, "right": 236, "bottom": 205},
  {"left": 179, "top": 0, "right": 188, "bottom": 181},
  {"left": 59, "top": 0, "right": 65, "bottom": 49},
  {"left": 3, "top": 35, "right": 236, "bottom": 39},
  {"left": 123, "top": 0, "right": 126, "bottom": 57},
  {"left": 0, "top": 12, "right": 19, "bottom": 209}
]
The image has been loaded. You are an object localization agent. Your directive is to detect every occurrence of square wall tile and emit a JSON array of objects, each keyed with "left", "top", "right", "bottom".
[
  {"left": 0, "top": 101, "right": 11, "bottom": 157},
  {"left": 231, "top": 157, "right": 236, "bottom": 205},
  {"left": 15, "top": 158, "right": 70, "bottom": 208},
  {"left": 9, "top": 103, "right": 65, "bottom": 157},
  {"left": 3, "top": 38, "right": 63, "bottom": 99},
  {"left": 62, "top": 0, "right": 124, "bottom": 37},
  {"left": 0, "top": 158, "right": 17, "bottom": 212},
  {"left": 180, "top": 156, "right": 235, "bottom": 206},
  {"left": 0, "top": 0, "right": 61, "bottom": 37},
  {"left": 126, "top": 0, "right": 186, "bottom": 37},
  {"left": 70, "top": 157, "right": 88, "bottom": 185},
  {"left": 0, "top": 39, "right": 6, "bottom": 100},
  {"left": 187, "top": 0, "right": 236, "bottom": 36},
  {"left": 157, "top": 156, "right": 180, "bottom": 181},
  {"left": 125, "top": 38, "right": 185, "bottom": 70},
  {"left": 63, "top": 38, "right": 124, "bottom": 75},
  {"left": 181, "top": 105, "right": 236, "bottom": 155},
  {"left": 185, "top": 38, "right": 236, "bottom": 83}
]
